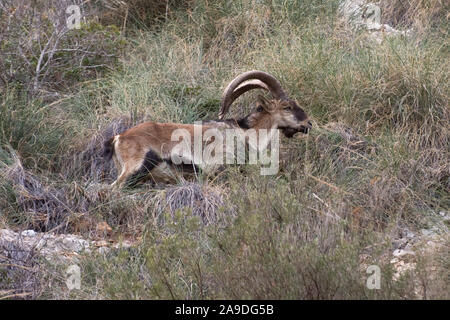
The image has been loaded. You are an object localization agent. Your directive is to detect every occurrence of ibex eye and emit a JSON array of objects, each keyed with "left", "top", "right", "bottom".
[{"left": 257, "top": 106, "right": 264, "bottom": 112}]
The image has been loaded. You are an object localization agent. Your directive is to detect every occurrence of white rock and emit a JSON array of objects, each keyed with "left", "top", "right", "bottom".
[
  {"left": 339, "top": 0, "right": 412, "bottom": 43},
  {"left": 390, "top": 257, "right": 399, "bottom": 264},
  {"left": 21, "top": 230, "right": 36, "bottom": 237},
  {"left": 406, "top": 231, "right": 416, "bottom": 239},
  {"left": 393, "top": 249, "right": 416, "bottom": 258},
  {"left": 1, "top": 229, "right": 94, "bottom": 262},
  {"left": 1, "top": 228, "right": 134, "bottom": 263}
]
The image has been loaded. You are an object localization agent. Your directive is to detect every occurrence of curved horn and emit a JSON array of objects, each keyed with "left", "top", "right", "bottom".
[
  {"left": 219, "top": 70, "right": 288, "bottom": 119},
  {"left": 217, "top": 80, "right": 269, "bottom": 119},
  {"left": 229, "top": 79, "right": 269, "bottom": 102}
]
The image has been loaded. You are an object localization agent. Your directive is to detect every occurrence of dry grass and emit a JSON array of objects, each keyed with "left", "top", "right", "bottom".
[
  {"left": 150, "top": 182, "right": 231, "bottom": 225},
  {"left": 0, "top": 239, "right": 43, "bottom": 300},
  {"left": 0, "top": 0, "right": 448, "bottom": 299},
  {"left": 1, "top": 149, "right": 74, "bottom": 232},
  {"left": 62, "top": 117, "right": 137, "bottom": 183},
  {"left": 379, "top": 0, "right": 448, "bottom": 33}
]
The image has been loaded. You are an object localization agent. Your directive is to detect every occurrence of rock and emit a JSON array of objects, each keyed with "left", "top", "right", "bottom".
[
  {"left": 406, "top": 230, "right": 416, "bottom": 239},
  {"left": 389, "top": 223, "right": 447, "bottom": 291},
  {"left": 339, "top": 0, "right": 366, "bottom": 24},
  {"left": 339, "top": 0, "right": 412, "bottom": 44},
  {"left": 21, "top": 230, "right": 36, "bottom": 237},
  {"left": 393, "top": 249, "right": 415, "bottom": 260},
  {"left": 392, "top": 261, "right": 417, "bottom": 281},
  {"left": 0, "top": 228, "right": 130, "bottom": 263},
  {"left": 439, "top": 211, "right": 449, "bottom": 224},
  {"left": 420, "top": 227, "right": 440, "bottom": 237}
]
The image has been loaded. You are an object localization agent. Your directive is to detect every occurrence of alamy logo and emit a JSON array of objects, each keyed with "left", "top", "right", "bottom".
[
  {"left": 66, "top": 5, "right": 81, "bottom": 30},
  {"left": 66, "top": 264, "right": 81, "bottom": 290},
  {"left": 366, "top": 265, "right": 381, "bottom": 290},
  {"left": 170, "top": 123, "right": 280, "bottom": 175}
]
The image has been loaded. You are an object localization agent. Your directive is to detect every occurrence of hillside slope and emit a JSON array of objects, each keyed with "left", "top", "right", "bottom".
[{"left": 0, "top": 0, "right": 448, "bottom": 299}]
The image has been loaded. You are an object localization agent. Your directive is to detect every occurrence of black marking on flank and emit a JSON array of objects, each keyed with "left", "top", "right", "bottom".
[
  {"left": 164, "top": 158, "right": 200, "bottom": 174},
  {"left": 126, "top": 149, "right": 163, "bottom": 187}
]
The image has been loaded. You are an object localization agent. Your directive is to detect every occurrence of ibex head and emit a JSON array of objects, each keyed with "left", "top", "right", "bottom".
[{"left": 219, "top": 70, "right": 312, "bottom": 137}]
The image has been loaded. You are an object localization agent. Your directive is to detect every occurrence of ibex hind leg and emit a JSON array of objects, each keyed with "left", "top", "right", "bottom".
[
  {"left": 111, "top": 166, "right": 132, "bottom": 188},
  {"left": 123, "top": 149, "right": 165, "bottom": 188}
]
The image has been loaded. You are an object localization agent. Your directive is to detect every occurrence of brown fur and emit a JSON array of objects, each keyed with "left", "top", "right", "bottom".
[
  {"left": 108, "top": 122, "right": 217, "bottom": 186},
  {"left": 105, "top": 97, "right": 311, "bottom": 188}
]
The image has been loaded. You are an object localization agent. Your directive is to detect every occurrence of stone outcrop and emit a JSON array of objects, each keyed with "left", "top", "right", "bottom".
[
  {"left": 0, "top": 229, "right": 131, "bottom": 263},
  {"left": 339, "top": 0, "right": 412, "bottom": 43}
]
